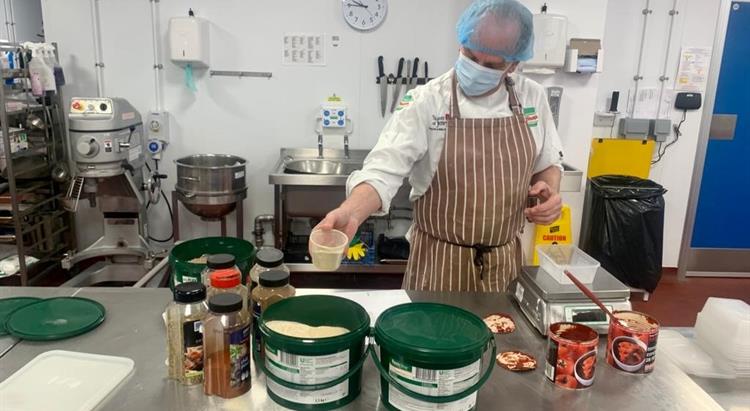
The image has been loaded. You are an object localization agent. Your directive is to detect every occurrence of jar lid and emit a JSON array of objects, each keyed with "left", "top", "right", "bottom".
[
  {"left": 210, "top": 270, "right": 241, "bottom": 289},
  {"left": 174, "top": 282, "right": 206, "bottom": 303},
  {"left": 259, "top": 270, "right": 290, "bottom": 288},
  {"left": 256, "top": 248, "right": 284, "bottom": 268},
  {"left": 208, "top": 293, "right": 243, "bottom": 313},
  {"left": 206, "top": 254, "right": 236, "bottom": 269}
]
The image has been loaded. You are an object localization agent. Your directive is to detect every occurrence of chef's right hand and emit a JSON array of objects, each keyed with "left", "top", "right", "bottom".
[{"left": 315, "top": 208, "right": 360, "bottom": 245}]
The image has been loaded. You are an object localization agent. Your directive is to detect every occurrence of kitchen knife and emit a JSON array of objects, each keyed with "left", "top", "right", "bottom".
[
  {"left": 389, "top": 57, "right": 405, "bottom": 113},
  {"left": 378, "top": 55, "right": 387, "bottom": 117},
  {"left": 418, "top": 61, "right": 429, "bottom": 85},
  {"left": 405, "top": 57, "right": 420, "bottom": 92}
]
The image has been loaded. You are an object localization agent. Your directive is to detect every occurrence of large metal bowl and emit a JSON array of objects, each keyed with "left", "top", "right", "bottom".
[{"left": 175, "top": 154, "right": 247, "bottom": 220}]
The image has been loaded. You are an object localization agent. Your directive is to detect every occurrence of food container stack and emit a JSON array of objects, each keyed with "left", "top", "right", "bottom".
[
  {"left": 537, "top": 244, "right": 600, "bottom": 284},
  {"left": 694, "top": 298, "right": 750, "bottom": 377}
]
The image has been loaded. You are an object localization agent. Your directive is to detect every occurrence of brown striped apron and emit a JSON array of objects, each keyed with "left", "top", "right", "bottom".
[{"left": 403, "top": 74, "right": 537, "bottom": 292}]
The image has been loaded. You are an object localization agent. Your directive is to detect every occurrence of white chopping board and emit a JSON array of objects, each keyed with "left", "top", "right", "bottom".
[{"left": 0, "top": 350, "right": 134, "bottom": 411}]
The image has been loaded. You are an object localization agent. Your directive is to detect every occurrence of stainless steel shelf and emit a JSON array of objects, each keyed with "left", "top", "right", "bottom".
[{"left": 287, "top": 262, "right": 406, "bottom": 274}]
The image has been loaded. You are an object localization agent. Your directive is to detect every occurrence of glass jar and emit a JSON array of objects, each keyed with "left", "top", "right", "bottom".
[
  {"left": 251, "top": 270, "right": 295, "bottom": 356},
  {"left": 207, "top": 269, "right": 248, "bottom": 317},
  {"left": 201, "top": 254, "right": 239, "bottom": 286},
  {"left": 248, "top": 248, "right": 288, "bottom": 294},
  {"left": 203, "top": 293, "right": 251, "bottom": 399},
  {"left": 166, "top": 282, "right": 209, "bottom": 385}
]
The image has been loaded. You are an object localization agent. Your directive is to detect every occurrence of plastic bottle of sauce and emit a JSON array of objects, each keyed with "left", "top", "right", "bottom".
[
  {"left": 203, "top": 293, "right": 251, "bottom": 398},
  {"left": 166, "top": 282, "right": 209, "bottom": 385},
  {"left": 248, "top": 248, "right": 288, "bottom": 293},
  {"left": 201, "top": 254, "right": 239, "bottom": 286},
  {"left": 207, "top": 267, "right": 248, "bottom": 317},
  {"left": 251, "top": 270, "right": 295, "bottom": 356}
]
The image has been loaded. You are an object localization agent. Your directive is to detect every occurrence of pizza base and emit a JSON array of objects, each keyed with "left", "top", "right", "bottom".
[
  {"left": 483, "top": 313, "right": 516, "bottom": 334},
  {"left": 496, "top": 351, "right": 537, "bottom": 372}
]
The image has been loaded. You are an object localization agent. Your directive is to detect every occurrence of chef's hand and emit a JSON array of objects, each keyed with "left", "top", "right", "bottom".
[
  {"left": 525, "top": 181, "right": 562, "bottom": 225},
  {"left": 315, "top": 208, "right": 359, "bottom": 246}
]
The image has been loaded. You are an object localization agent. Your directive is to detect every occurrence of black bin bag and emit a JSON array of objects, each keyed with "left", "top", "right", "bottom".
[{"left": 580, "top": 175, "right": 667, "bottom": 292}]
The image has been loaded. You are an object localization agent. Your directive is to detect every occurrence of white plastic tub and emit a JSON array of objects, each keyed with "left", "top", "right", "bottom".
[{"left": 537, "top": 244, "right": 600, "bottom": 284}]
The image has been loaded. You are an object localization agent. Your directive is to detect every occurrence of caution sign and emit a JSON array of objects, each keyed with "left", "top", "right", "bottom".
[{"left": 532, "top": 204, "right": 572, "bottom": 265}]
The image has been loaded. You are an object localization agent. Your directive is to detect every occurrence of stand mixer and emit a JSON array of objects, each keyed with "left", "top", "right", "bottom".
[{"left": 62, "top": 97, "right": 164, "bottom": 285}]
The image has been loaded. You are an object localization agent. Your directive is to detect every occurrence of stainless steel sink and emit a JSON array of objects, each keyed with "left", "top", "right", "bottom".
[
  {"left": 284, "top": 159, "right": 361, "bottom": 175},
  {"left": 269, "top": 148, "right": 368, "bottom": 186}
]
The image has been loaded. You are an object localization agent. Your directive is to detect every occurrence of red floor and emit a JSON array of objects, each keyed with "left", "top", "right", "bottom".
[{"left": 631, "top": 269, "right": 750, "bottom": 327}]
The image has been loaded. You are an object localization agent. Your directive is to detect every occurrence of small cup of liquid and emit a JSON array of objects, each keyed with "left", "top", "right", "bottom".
[{"left": 309, "top": 229, "right": 348, "bottom": 271}]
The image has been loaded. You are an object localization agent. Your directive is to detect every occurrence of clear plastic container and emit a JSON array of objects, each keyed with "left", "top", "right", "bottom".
[
  {"left": 250, "top": 270, "right": 295, "bottom": 356},
  {"left": 203, "top": 293, "right": 251, "bottom": 398},
  {"left": 309, "top": 229, "right": 348, "bottom": 271},
  {"left": 248, "top": 247, "right": 288, "bottom": 293},
  {"left": 165, "top": 282, "right": 209, "bottom": 385},
  {"left": 201, "top": 254, "right": 239, "bottom": 286},
  {"left": 537, "top": 244, "right": 600, "bottom": 284}
]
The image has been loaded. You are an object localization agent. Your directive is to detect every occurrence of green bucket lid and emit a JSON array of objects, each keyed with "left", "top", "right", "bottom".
[
  {"left": 5, "top": 297, "right": 106, "bottom": 341},
  {"left": 0, "top": 297, "right": 42, "bottom": 336},
  {"left": 374, "top": 303, "right": 491, "bottom": 366}
]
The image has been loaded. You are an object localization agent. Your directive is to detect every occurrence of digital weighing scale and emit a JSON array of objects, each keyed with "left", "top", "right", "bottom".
[{"left": 511, "top": 266, "right": 631, "bottom": 336}]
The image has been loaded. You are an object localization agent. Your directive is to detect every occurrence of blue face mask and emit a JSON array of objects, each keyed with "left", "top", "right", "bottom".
[{"left": 454, "top": 53, "right": 507, "bottom": 97}]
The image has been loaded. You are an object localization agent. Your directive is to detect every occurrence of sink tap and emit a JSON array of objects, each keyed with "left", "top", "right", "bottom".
[
  {"left": 318, "top": 134, "right": 324, "bottom": 158},
  {"left": 344, "top": 135, "right": 350, "bottom": 159}
]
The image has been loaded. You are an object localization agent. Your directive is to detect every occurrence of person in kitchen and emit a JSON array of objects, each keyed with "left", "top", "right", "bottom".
[{"left": 316, "top": 0, "right": 563, "bottom": 292}]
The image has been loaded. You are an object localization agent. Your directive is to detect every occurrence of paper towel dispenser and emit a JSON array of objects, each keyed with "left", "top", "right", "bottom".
[{"left": 169, "top": 13, "right": 209, "bottom": 68}]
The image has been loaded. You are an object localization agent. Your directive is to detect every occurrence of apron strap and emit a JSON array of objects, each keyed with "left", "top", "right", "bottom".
[
  {"left": 504, "top": 76, "right": 523, "bottom": 115},
  {"left": 450, "top": 72, "right": 524, "bottom": 118},
  {"left": 450, "top": 73, "right": 462, "bottom": 119}
]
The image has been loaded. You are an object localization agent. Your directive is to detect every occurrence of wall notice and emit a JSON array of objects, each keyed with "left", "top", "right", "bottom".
[
  {"left": 283, "top": 33, "right": 325, "bottom": 66},
  {"left": 675, "top": 47, "right": 711, "bottom": 92}
]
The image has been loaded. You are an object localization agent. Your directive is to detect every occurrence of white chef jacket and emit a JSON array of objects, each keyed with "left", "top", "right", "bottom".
[{"left": 347, "top": 69, "right": 564, "bottom": 215}]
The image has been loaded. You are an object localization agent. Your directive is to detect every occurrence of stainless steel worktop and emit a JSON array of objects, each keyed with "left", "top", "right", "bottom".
[{"left": 0, "top": 287, "right": 726, "bottom": 410}]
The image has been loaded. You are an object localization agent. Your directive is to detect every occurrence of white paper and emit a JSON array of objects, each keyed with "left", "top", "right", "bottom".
[
  {"left": 282, "top": 33, "right": 325, "bottom": 66},
  {"left": 675, "top": 47, "right": 711, "bottom": 92},
  {"left": 295, "top": 289, "right": 412, "bottom": 326},
  {"left": 631, "top": 87, "right": 673, "bottom": 119}
]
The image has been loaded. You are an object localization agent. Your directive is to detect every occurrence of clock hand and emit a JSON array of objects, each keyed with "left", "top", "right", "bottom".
[{"left": 350, "top": 0, "right": 368, "bottom": 8}]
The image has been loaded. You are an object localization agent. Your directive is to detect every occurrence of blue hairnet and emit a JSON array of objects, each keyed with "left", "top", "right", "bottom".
[{"left": 456, "top": 0, "right": 534, "bottom": 62}]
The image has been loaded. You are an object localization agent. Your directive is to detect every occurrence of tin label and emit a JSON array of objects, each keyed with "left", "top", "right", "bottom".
[
  {"left": 606, "top": 319, "right": 659, "bottom": 374},
  {"left": 182, "top": 320, "right": 204, "bottom": 381},
  {"left": 545, "top": 334, "right": 598, "bottom": 389},
  {"left": 386, "top": 359, "right": 480, "bottom": 411},
  {"left": 234, "top": 171, "right": 245, "bottom": 179},
  {"left": 228, "top": 326, "right": 250, "bottom": 387}
]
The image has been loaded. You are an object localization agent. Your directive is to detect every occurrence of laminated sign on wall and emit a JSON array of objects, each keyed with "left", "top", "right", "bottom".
[
  {"left": 675, "top": 47, "right": 711, "bottom": 92},
  {"left": 282, "top": 33, "right": 326, "bottom": 66}
]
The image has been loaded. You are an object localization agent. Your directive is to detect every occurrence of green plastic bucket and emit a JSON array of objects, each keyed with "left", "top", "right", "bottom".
[
  {"left": 169, "top": 236, "right": 255, "bottom": 287},
  {"left": 371, "top": 302, "right": 496, "bottom": 411},
  {"left": 258, "top": 295, "right": 371, "bottom": 410}
]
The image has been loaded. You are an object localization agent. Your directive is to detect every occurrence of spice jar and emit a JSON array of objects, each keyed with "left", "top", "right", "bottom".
[
  {"left": 251, "top": 270, "right": 295, "bottom": 356},
  {"left": 201, "top": 254, "right": 239, "bottom": 286},
  {"left": 207, "top": 268, "right": 248, "bottom": 317},
  {"left": 248, "top": 248, "right": 288, "bottom": 294},
  {"left": 203, "top": 293, "right": 251, "bottom": 398},
  {"left": 166, "top": 282, "right": 209, "bottom": 385}
]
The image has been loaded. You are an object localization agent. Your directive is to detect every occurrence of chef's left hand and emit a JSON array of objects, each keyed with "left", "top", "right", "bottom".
[{"left": 525, "top": 181, "right": 562, "bottom": 225}]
